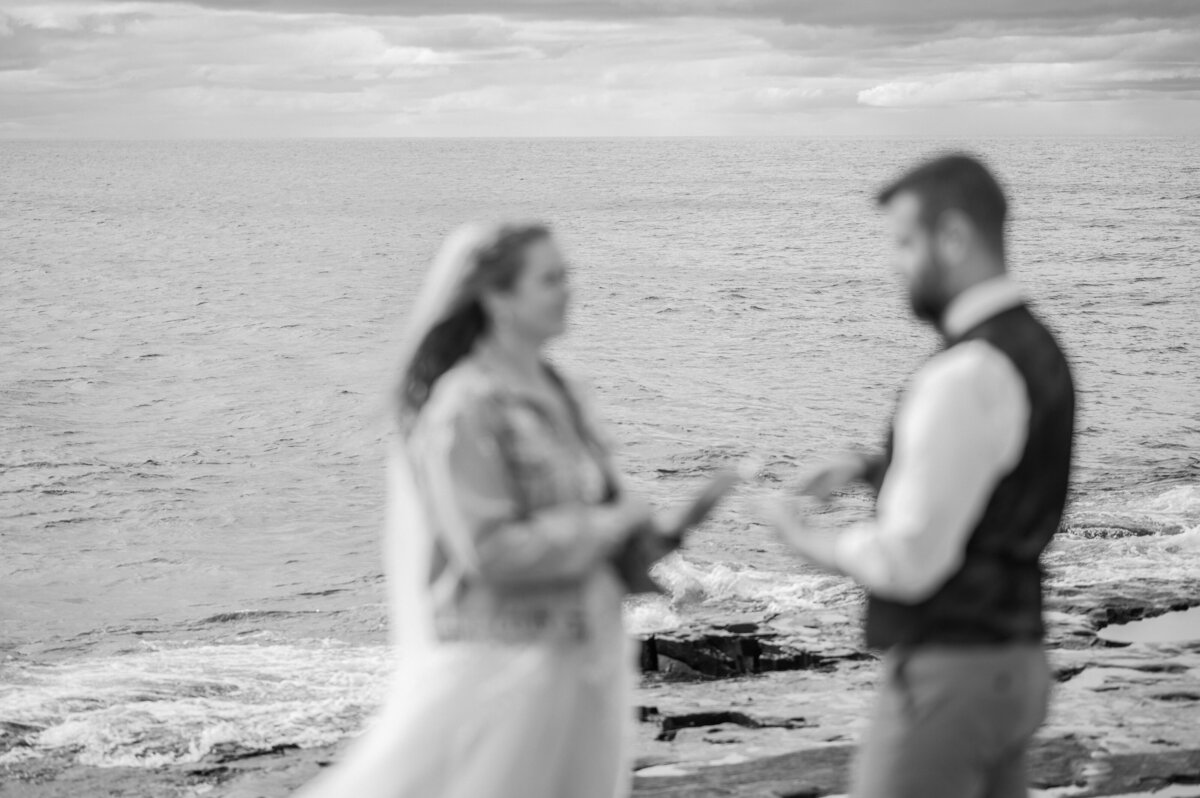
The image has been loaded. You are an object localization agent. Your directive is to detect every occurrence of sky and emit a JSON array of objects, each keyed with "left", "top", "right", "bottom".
[{"left": 1, "top": 0, "right": 1199, "bottom": 137}]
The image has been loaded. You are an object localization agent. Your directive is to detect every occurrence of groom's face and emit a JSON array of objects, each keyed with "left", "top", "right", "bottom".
[{"left": 885, "top": 191, "right": 949, "bottom": 323}]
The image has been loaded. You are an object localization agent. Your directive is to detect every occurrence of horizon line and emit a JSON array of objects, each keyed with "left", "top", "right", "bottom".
[{"left": 4, "top": 133, "right": 1198, "bottom": 142}]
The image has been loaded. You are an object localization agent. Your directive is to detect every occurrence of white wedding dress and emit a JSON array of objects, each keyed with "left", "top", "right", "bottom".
[{"left": 290, "top": 444, "right": 634, "bottom": 798}]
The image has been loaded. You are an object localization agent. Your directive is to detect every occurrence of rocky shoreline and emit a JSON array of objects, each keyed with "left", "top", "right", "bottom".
[{"left": 4, "top": 577, "right": 1199, "bottom": 798}]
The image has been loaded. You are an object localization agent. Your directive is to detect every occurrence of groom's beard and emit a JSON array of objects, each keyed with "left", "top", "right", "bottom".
[{"left": 908, "top": 256, "right": 951, "bottom": 325}]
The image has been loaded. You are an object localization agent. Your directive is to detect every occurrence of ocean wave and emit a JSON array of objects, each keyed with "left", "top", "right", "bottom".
[
  {"left": 1141, "top": 484, "right": 1200, "bottom": 517},
  {"left": 0, "top": 641, "right": 393, "bottom": 768},
  {"left": 626, "top": 485, "right": 1200, "bottom": 631},
  {"left": 1060, "top": 524, "right": 1170, "bottom": 539},
  {"left": 621, "top": 554, "right": 861, "bottom": 635},
  {"left": 1064, "top": 484, "right": 1200, "bottom": 539},
  {"left": 1045, "top": 525, "right": 1200, "bottom": 588}
]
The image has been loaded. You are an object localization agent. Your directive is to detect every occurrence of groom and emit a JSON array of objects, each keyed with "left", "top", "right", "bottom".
[{"left": 764, "top": 154, "right": 1075, "bottom": 798}]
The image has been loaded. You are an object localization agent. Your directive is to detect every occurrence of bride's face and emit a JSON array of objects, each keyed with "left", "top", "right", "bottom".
[{"left": 489, "top": 236, "right": 570, "bottom": 343}]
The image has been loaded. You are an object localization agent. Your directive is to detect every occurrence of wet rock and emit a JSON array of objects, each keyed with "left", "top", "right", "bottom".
[
  {"left": 655, "top": 653, "right": 707, "bottom": 681},
  {"left": 1148, "top": 691, "right": 1200, "bottom": 702},
  {"left": 654, "top": 711, "right": 814, "bottom": 741},
  {"left": 630, "top": 736, "right": 1104, "bottom": 797},
  {"left": 634, "top": 660, "right": 878, "bottom": 769},
  {"left": 630, "top": 575, "right": 1200, "bottom": 792},
  {"left": 1044, "top": 578, "right": 1200, "bottom": 645},
  {"left": 1076, "top": 748, "right": 1200, "bottom": 797},
  {"left": 201, "top": 742, "right": 301, "bottom": 764},
  {"left": 1054, "top": 663, "right": 1088, "bottom": 682},
  {"left": 634, "top": 754, "right": 681, "bottom": 772},
  {"left": 637, "top": 616, "right": 868, "bottom": 679},
  {"left": 0, "top": 721, "right": 42, "bottom": 755},
  {"left": 632, "top": 743, "right": 853, "bottom": 797},
  {"left": 1027, "top": 734, "right": 1093, "bottom": 788}
]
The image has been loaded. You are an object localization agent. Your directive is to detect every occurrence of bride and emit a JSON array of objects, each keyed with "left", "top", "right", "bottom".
[{"left": 293, "top": 222, "right": 674, "bottom": 798}]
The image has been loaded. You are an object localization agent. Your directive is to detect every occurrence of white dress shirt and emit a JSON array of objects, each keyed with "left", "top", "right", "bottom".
[{"left": 834, "top": 276, "right": 1030, "bottom": 603}]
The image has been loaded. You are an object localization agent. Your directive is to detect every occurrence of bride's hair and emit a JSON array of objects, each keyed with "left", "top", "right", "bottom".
[{"left": 397, "top": 223, "right": 550, "bottom": 427}]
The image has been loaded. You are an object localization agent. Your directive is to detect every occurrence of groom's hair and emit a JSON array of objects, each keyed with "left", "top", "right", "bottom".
[{"left": 877, "top": 153, "right": 1008, "bottom": 257}]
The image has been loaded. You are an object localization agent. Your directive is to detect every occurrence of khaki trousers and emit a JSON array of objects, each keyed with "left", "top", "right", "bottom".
[{"left": 851, "top": 643, "right": 1051, "bottom": 798}]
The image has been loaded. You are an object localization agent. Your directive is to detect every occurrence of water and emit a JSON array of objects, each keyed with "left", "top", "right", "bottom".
[
  {"left": 2, "top": 138, "right": 1199, "bottom": 767},
  {"left": 1099, "top": 606, "right": 1200, "bottom": 645},
  {"left": 1031, "top": 786, "right": 1200, "bottom": 798}
]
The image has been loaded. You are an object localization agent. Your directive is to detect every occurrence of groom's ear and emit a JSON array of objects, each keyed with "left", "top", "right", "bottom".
[{"left": 933, "top": 208, "right": 972, "bottom": 265}]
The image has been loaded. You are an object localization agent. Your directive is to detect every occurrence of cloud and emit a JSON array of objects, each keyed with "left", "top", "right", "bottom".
[
  {"left": 73, "top": 0, "right": 1200, "bottom": 28},
  {"left": 0, "top": 8, "right": 152, "bottom": 72},
  {"left": 850, "top": 22, "right": 1200, "bottom": 108},
  {"left": 857, "top": 64, "right": 1086, "bottom": 107},
  {"left": 1, "top": 0, "right": 1198, "bottom": 136}
]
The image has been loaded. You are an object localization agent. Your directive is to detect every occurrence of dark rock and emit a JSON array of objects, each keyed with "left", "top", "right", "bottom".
[
  {"left": 638, "top": 621, "right": 865, "bottom": 679},
  {"left": 656, "top": 711, "right": 812, "bottom": 741},
  {"left": 1148, "top": 691, "right": 1200, "bottom": 702},
  {"left": 0, "top": 721, "right": 43, "bottom": 754},
  {"left": 656, "top": 654, "right": 707, "bottom": 681},
  {"left": 1054, "top": 664, "right": 1088, "bottom": 682},
  {"left": 201, "top": 742, "right": 300, "bottom": 764},
  {"left": 639, "top": 635, "right": 659, "bottom": 672},
  {"left": 1131, "top": 662, "right": 1190, "bottom": 674}
]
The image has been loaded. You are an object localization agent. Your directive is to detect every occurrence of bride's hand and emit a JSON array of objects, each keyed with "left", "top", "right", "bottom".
[
  {"left": 798, "top": 453, "right": 868, "bottom": 504},
  {"left": 631, "top": 519, "right": 684, "bottom": 562},
  {"left": 612, "top": 494, "right": 654, "bottom": 537}
]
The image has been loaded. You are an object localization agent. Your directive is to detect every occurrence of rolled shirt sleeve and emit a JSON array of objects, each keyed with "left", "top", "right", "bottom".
[
  {"left": 416, "top": 392, "right": 634, "bottom": 586},
  {"left": 835, "top": 340, "right": 1030, "bottom": 603}
]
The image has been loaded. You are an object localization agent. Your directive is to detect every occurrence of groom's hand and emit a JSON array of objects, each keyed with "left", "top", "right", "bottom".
[
  {"left": 756, "top": 495, "right": 844, "bottom": 573},
  {"left": 757, "top": 496, "right": 810, "bottom": 548},
  {"left": 799, "top": 453, "right": 869, "bottom": 503}
]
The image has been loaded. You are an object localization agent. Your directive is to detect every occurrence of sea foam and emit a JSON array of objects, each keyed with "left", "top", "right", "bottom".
[{"left": 0, "top": 640, "right": 393, "bottom": 768}]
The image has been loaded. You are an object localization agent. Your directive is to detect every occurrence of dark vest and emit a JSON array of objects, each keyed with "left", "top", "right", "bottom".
[{"left": 865, "top": 303, "right": 1075, "bottom": 649}]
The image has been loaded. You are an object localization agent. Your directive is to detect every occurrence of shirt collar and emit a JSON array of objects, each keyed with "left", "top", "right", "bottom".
[{"left": 941, "top": 275, "right": 1024, "bottom": 339}]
